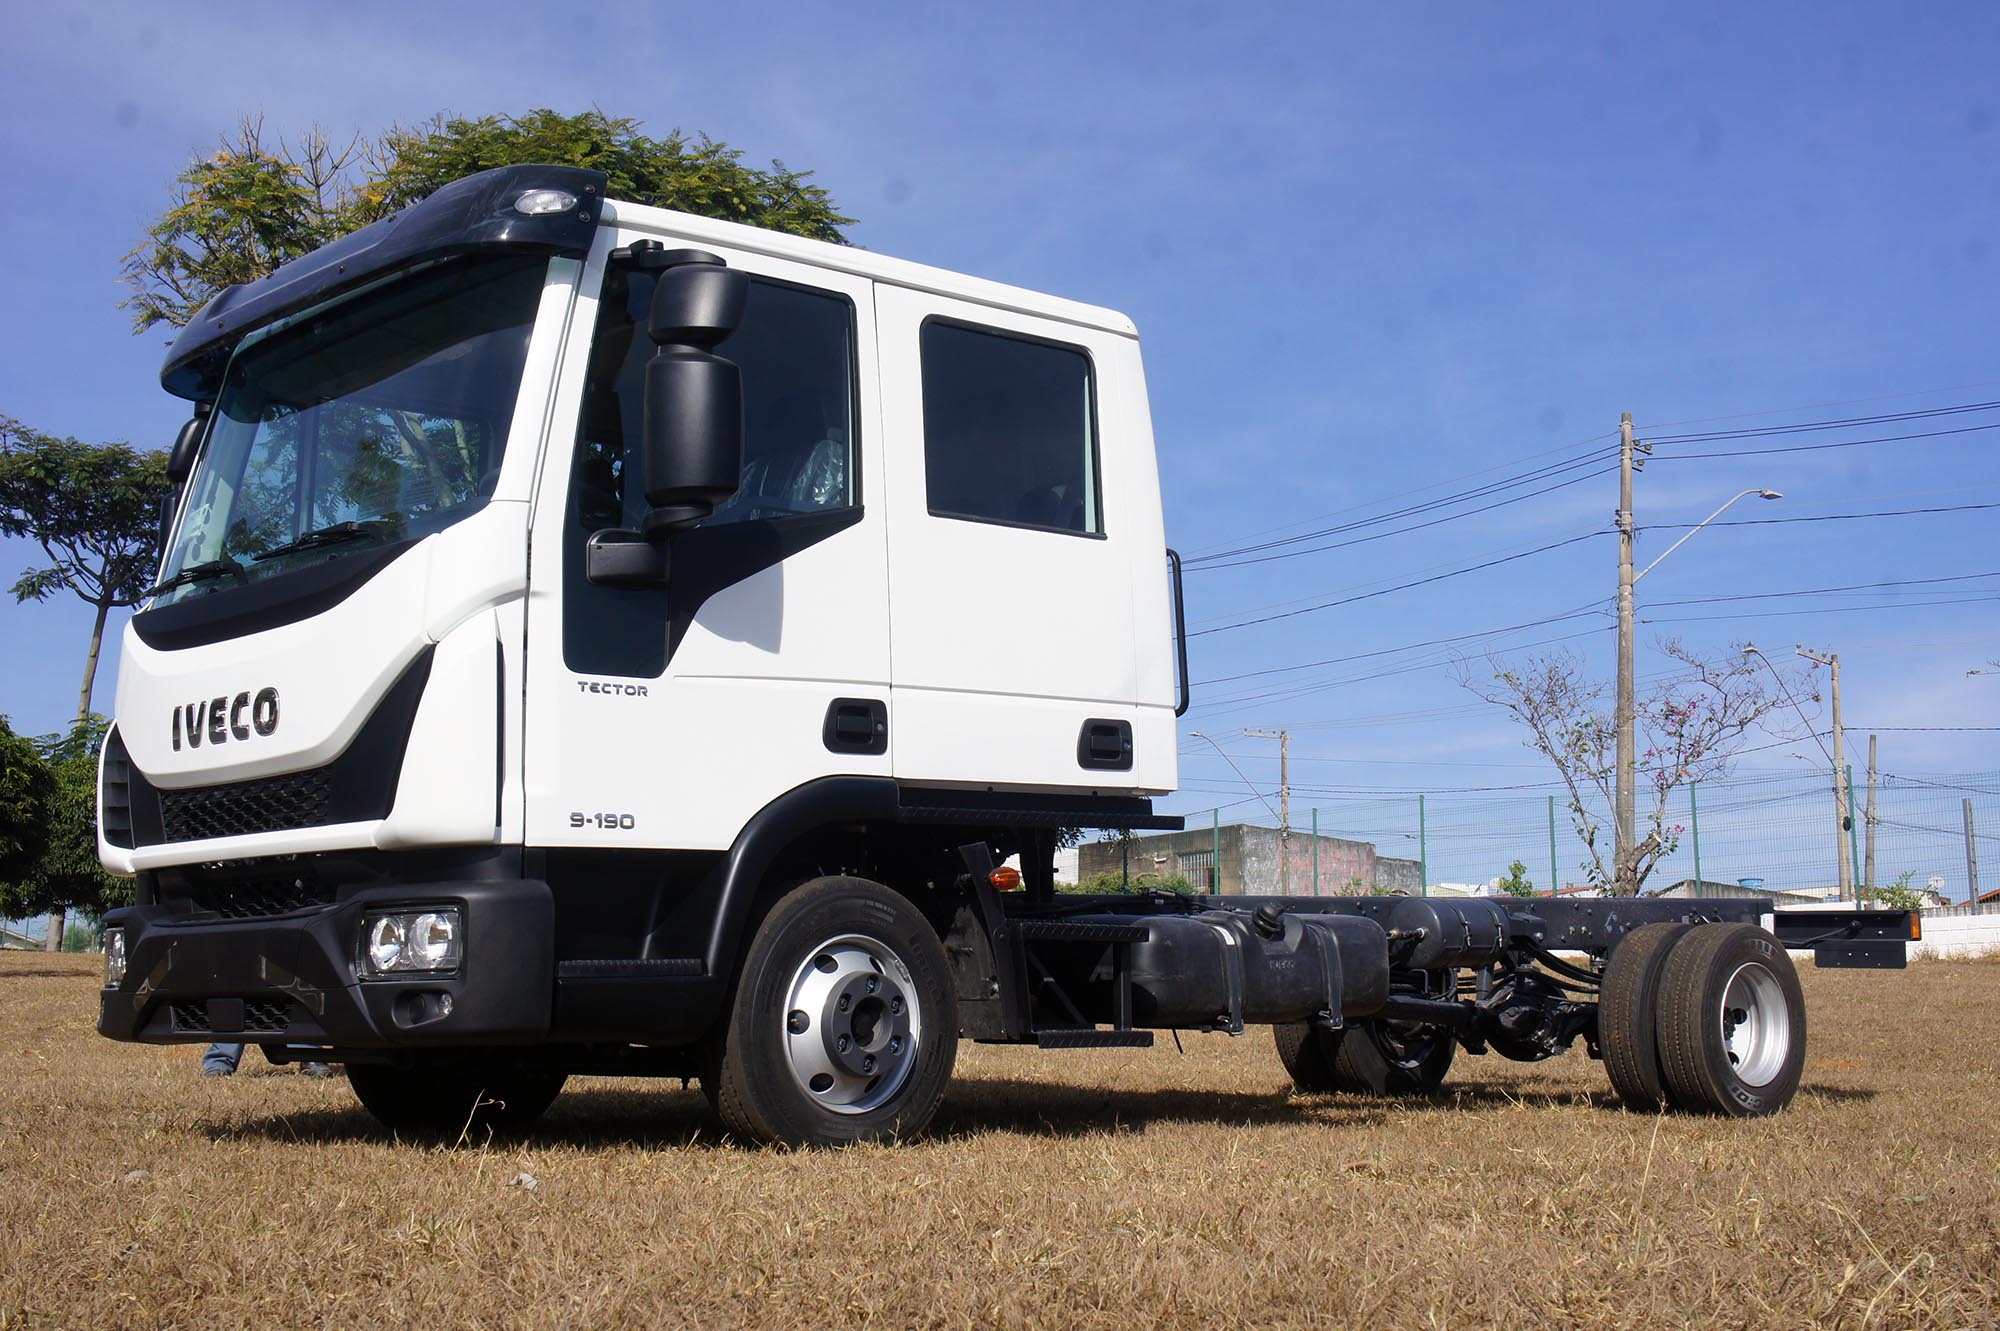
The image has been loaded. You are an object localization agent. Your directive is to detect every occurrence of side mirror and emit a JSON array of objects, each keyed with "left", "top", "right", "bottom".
[
  {"left": 586, "top": 250, "right": 748, "bottom": 588},
  {"left": 166, "top": 406, "right": 208, "bottom": 485},
  {"left": 639, "top": 252, "right": 747, "bottom": 537}
]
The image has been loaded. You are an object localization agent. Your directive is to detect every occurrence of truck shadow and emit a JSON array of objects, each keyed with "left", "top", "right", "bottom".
[
  {"left": 205, "top": 1074, "right": 1867, "bottom": 1150},
  {"left": 205, "top": 1078, "right": 1391, "bottom": 1150}
]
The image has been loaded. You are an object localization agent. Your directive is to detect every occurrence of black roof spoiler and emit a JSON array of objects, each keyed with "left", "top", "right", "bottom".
[{"left": 160, "top": 164, "right": 609, "bottom": 402}]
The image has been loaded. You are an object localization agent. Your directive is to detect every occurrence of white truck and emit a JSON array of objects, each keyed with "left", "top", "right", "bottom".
[{"left": 96, "top": 165, "right": 1912, "bottom": 1144}]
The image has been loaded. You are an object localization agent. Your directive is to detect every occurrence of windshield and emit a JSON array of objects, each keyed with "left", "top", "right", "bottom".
[{"left": 153, "top": 255, "right": 550, "bottom": 606}]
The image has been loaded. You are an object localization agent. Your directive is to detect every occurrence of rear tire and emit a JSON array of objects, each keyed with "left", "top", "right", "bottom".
[
  {"left": 348, "top": 1063, "right": 566, "bottom": 1138},
  {"left": 1598, "top": 922, "right": 1697, "bottom": 1112},
  {"left": 1276, "top": 1018, "right": 1454, "bottom": 1096},
  {"left": 709, "top": 876, "right": 957, "bottom": 1146},
  {"left": 1655, "top": 923, "right": 1806, "bottom": 1117},
  {"left": 1274, "top": 1021, "right": 1346, "bottom": 1092}
]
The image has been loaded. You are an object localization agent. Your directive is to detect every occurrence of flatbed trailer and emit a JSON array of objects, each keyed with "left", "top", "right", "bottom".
[{"left": 95, "top": 164, "right": 1912, "bottom": 1145}]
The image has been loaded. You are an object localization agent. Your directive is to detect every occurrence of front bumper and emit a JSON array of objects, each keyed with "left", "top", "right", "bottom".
[{"left": 98, "top": 878, "right": 553, "bottom": 1047}]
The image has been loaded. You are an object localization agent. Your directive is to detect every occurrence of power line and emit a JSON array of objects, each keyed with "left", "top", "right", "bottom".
[
  {"left": 1644, "top": 398, "right": 2000, "bottom": 444},
  {"left": 1188, "top": 531, "right": 1606, "bottom": 638},
  {"left": 1650, "top": 418, "right": 2000, "bottom": 460},
  {"left": 1644, "top": 570, "right": 2000, "bottom": 609},
  {"left": 1195, "top": 602, "right": 1610, "bottom": 686},
  {"left": 1646, "top": 501, "right": 2000, "bottom": 530},
  {"left": 1179, "top": 430, "right": 1618, "bottom": 560},
  {"left": 1185, "top": 462, "right": 1612, "bottom": 571}
]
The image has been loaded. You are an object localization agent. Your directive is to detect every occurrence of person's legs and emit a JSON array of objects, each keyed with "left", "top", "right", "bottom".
[{"left": 200, "top": 1043, "right": 244, "bottom": 1077}]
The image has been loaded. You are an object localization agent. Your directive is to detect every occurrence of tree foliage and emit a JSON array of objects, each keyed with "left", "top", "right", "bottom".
[
  {"left": 1494, "top": 859, "right": 1536, "bottom": 898},
  {"left": 0, "top": 716, "right": 54, "bottom": 887},
  {"left": 0, "top": 716, "right": 128, "bottom": 924},
  {"left": 1461, "top": 639, "right": 1806, "bottom": 896},
  {"left": 123, "top": 110, "right": 854, "bottom": 332},
  {"left": 0, "top": 418, "right": 173, "bottom": 722}
]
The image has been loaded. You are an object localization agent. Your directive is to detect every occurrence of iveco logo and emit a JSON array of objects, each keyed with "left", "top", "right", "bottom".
[{"left": 171, "top": 688, "right": 280, "bottom": 751}]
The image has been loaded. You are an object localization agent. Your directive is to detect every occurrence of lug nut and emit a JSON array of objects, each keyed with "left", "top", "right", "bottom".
[
  {"left": 865, "top": 977, "right": 879, "bottom": 993},
  {"left": 889, "top": 1037, "right": 903, "bottom": 1055},
  {"left": 889, "top": 997, "right": 903, "bottom": 1014},
  {"left": 837, "top": 994, "right": 851, "bottom": 1012},
  {"left": 862, "top": 1055, "right": 876, "bottom": 1073},
  {"left": 836, "top": 1035, "right": 850, "bottom": 1053}
]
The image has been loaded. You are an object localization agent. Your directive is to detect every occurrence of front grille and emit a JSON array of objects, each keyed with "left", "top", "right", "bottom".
[
  {"left": 101, "top": 729, "right": 134, "bottom": 849},
  {"left": 170, "top": 998, "right": 299, "bottom": 1034},
  {"left": 158, "top": 769, "right": 334, "bottom": 843},
  {"left": 185, "top": 876, "right": 336, "bottom": 920},
  {"left": 242, "top": 1000, "right": 293, "bottom": 1033}
]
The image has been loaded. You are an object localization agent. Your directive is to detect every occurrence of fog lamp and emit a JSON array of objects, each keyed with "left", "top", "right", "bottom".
[
  {"left": 104, "top": 928, "right": 126, "bottom": 988},
  {"left": 360, "top": 908, "right": 462, "bottom": 975},
  {"left": 514, "top": 188, "right": 578, "bottom": 216}
]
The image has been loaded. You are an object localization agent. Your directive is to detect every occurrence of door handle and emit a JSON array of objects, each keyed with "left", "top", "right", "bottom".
[{"left": 823, "top": 698, "right": 888, "bottom": 755}]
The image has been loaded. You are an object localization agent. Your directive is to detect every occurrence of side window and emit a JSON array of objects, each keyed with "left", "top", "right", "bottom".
[
  {"left": 563, "top": 263, "right": 858, "bottom": 676},
  {"left": 920, "top": 319, "right": 1100, "bottom": 535}
]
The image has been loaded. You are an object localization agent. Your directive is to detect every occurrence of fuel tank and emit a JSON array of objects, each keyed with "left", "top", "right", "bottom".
[{"left": 1043, "top": 908, "right": 1391, "bottom": 1030}]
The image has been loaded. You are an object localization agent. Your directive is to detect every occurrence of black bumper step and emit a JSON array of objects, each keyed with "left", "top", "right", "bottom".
[
  {"left": 1033, "top": 1027, "right": 1154, "bottom": 1049},
  {"left": 1015, "top": 919, "right": 1151, "bottom": 944}
]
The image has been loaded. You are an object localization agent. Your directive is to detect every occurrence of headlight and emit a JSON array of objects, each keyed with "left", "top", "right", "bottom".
[
  {"left": 104, "top": 928, "right": 126, "bottom": 988},
  {"left": 359, "top": 908, "right": 462, "bottom": 975}
]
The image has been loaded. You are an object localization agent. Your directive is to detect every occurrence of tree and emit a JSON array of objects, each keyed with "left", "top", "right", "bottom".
[
  {"left": 123, "top": 110, "right": 854, "bottom": 332},
  {"left": 1494, "top": 860, "right": 1536, "bottom": 898},
  {"left": 0, "top": 716, "right": 54, "bottom": 890},
  {"left": 0, "top": 717, "right": 130, "bottom": 946},
  {"left": 1460, "top": 639, "right": 1803, "bottom": 897},
  {"left": 0, "top": 418, "right": 173, "bottom": 727},
  {"left": 1867, "top": 869, "right": 1925, "bottom": 912}
]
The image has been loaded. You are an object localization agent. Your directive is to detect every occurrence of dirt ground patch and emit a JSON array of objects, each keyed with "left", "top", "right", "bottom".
[{"left": 1, "top": 951, "right": 1995, "bottom": 1329}]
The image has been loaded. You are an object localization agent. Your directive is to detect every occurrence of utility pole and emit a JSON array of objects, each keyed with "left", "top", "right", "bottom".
[
  {"left": 1615, "top": 412, "right": 1637, "bottom": 885},
  {"left": 1797, "top": 646, "right": 1853, "bottom": 901},
  {"left": 1864, "top": 734, "right": 1878, "bottom": 894},
  {"left": 1246, "top": 728, "right": 1291, "bottom": 893},
  {"left": 1967, "top": 799, "right": 1982, "bottom": 908}
]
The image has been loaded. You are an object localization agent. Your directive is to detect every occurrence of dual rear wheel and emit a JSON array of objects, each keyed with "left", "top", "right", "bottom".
[{"left": 1600, "top": 922, "right": 1805, "bottom": 1116}]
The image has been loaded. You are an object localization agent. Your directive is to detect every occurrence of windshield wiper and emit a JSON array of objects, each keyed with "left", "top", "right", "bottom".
[
  {"left": 146, "top": 557, "right": 246, "bottom": 598},
  {"left": 252, "top": 520, "right": 396, "bottom": 563}
]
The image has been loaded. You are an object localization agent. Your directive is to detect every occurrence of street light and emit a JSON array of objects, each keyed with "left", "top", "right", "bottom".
[
  {"left": 1614, "top": 483, "right": 1781, "bottom": 880},
  {"left": 1633, "top": 489, "right": 1783, "bottom": 584}
]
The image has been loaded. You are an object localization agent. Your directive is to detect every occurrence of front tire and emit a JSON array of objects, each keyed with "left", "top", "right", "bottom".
[{"left": 709, "top": 876, "right": 957, "bottom": 1146}]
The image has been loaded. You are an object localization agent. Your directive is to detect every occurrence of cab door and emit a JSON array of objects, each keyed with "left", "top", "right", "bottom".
[
  {"left": 522, "top": 228, "right": 889, "bottom": 851},
  {"left": 873, "top": 285, "right": 1165, "bottom": 790}
]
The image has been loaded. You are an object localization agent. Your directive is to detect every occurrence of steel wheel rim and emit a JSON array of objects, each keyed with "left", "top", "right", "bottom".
[
  {"left": 1718, "top": 961, "right": 1789, "bottom": 1087},
  {"left": 782, "top": 933, "right": 922, "bottom": 1115}
]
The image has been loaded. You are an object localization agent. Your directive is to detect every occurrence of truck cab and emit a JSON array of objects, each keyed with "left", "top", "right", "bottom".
[{"left": 98, "top": 164, "right": 1187, "bottom": 1141}]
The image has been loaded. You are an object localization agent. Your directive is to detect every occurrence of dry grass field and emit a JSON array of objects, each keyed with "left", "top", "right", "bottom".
[{"left": 1, "top": 951, "right": 1996, "bottom": 1330}]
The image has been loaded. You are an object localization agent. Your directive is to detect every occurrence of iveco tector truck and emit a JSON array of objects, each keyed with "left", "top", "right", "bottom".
[{"left": 96, "top": 165, "right": 1914, "bottom": 1144}]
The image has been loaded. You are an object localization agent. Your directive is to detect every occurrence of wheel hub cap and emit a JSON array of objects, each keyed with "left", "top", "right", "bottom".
[
  {"left": 1718, "top": 961, "right": 1789, "bottom": 1087},
  {"left": 783, "top": 934, "right": 922, "bottom": 1114}
]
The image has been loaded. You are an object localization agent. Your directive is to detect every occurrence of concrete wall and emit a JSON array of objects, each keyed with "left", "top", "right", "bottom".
[
  {"left": 1911, "top": 908, "right": 2000, "bottom": 959},
  {"left": 1077, "top": 826, "right": 1417, "bottom": 895}
]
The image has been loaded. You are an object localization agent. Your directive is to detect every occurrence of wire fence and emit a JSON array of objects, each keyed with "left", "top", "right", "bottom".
[{"left": 1160, "top": 770, "right": 2000, "bottom": 904}]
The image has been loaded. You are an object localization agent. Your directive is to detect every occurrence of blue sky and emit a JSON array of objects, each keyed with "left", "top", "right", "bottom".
[{"left": 2, "top": 1, "right": 1995, "bottom": 886}]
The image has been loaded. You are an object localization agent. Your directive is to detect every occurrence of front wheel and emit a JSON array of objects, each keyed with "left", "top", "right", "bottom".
[{"left": 708, "top": 876, "right": 958, "bottom": 1146}]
